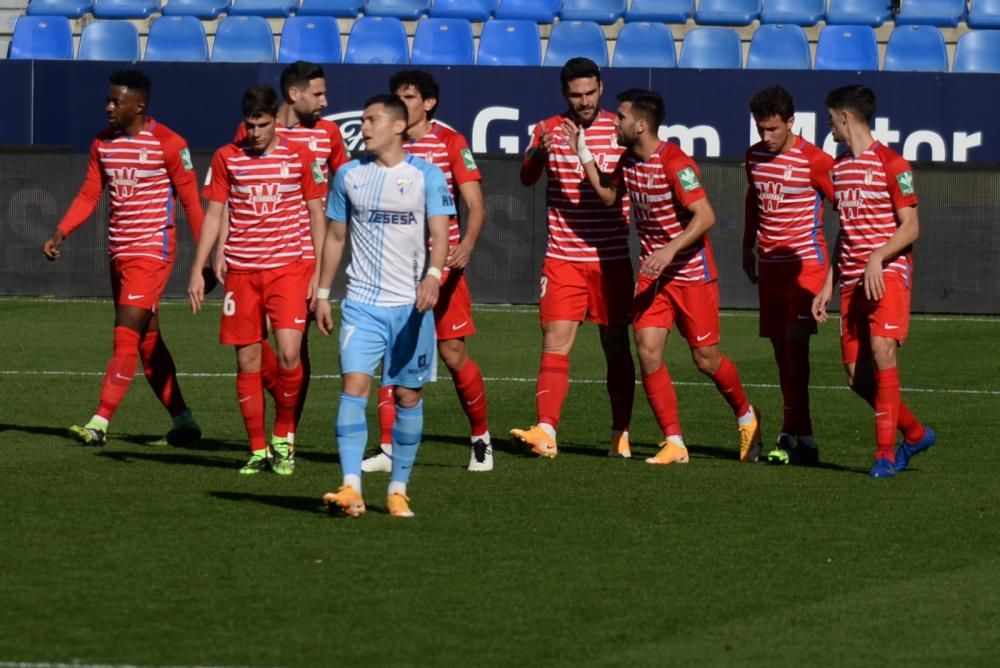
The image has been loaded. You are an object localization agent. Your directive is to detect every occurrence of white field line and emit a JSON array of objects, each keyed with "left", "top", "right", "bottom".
[
  {"left": 0, "top": 663, "right": 264, "bottom": 668},
  {"left": 1, "top": 369, "right": 997, "bottom": 396}
]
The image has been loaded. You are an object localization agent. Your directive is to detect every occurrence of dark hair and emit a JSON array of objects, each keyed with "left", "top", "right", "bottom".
[
  {"left": 110, "top": 69, "right": 151, "bottom": 102},
  {"left": 279, "top": 61, "right": 324, "bottom": 99},
  {"left": 749, "top": 85, "right": 795, "bottom": 121},
  {"left": 389, "top": 69, "right": 440, "bottom": 119},
  {"left": 616, "top": 89, "right": 665, "bottom": 128},
  {"left": 560, "top": 57, "right": 601, "bottom": 92},
  {"left": 825, "top": 85, "right": 876, "bottom": 124},
  {"left": 242, "top": 84, "right": 279, "bottom": 119},
  {"left": 364, "top": 93, "right": 408, "bottom": 123}
]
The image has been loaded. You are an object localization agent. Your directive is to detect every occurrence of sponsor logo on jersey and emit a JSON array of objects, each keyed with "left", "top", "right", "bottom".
[
  {"left": 180, "top": 147, "right": 194, "bottom": 171},
  {"left": 368, "top": 210, "right": 418, "bottom": 225},
  {"left": 111, "top": 167, "right": 139, "bottom": 198},
  {"left": 312, "top": 161, "right": 326, "bottom": 185},
  {"left": 836, "top": 188, "right": 864, "bottom": 221},
  {"left": 896, "top": 170, "right": 915, "bottom": 196},
  {"left": 758, "top": 180, "right": 784, "bottom": 212},
  {"left": 460, "top": 148, "right": 477, "bottom": 172},
  {"left": 248, "top": 183, "right": 281, "bottom": 215},
  {"left": 678, "top": 167, "right": 700, "bottom": 192}
]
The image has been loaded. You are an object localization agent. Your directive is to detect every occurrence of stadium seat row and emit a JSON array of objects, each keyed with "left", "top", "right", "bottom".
[
  {"left": 11, "top": 14, "right": 1000, "bottom": 73},
  {"left": 20, "top": 0, "right": 1000, "bottom": 29}
]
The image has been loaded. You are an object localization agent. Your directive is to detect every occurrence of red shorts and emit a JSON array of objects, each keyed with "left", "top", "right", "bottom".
[
  {"left": 110, "top": 256, "right": 172, "bottom": 312},
  {"left": 757, "top": 260, "right": 828, "bottom": 338},
  {"left": 220, "top": 262, "right": 308, "bottom": 346},
  {"left": 539, "top": 257, "right": 633, "bottom": 327},
  {"left": 633, "top": 276, "right": 721, "bottom": 347},
  {"left": 839, "top": 276, "right": 911, "bottom": 365},
  {"left": 434, "top": 269, "right": 476, "bottom": 340}
]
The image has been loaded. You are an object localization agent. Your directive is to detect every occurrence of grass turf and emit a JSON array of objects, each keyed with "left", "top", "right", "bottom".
[{"left": 1, "top": 299, "right": 998, "bottom": 667}]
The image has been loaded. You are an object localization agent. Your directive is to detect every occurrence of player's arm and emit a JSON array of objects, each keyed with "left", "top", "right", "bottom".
[
  {"left": 520, "top": 122, "right": 550, "bottom": 186},
  {"left": 809, "top": 150, "right": 836, "bottom": 202},
  {"left": 187, "top": 200, "right": 225, "bottom": 314},
  {"left": 864, "top": 205, "right": 919, "bottom": 301},
  {"left": 328, "top": 123, "right": 349, "bottom": 173},
  {"left": 813, "top": 232, "right": 842, "bottom": 324},
  {"left": 44, "top": 139, "right": 105, "bottom": 261},
  {"left": 417, "top": 165, "right": 456, "bottom": 312},
  {"left": 563, "top": 119, "right": 622, "bottom": 206},
  {"left": 315, "top": 166, "right": 351, "bottom": 335},
  {"left": 742, "top": 159, "right": 760, "bottom": 284},
  {"left": 298, "top": 146, "right": 330, "bottom": 307},
  {"left": 163, "top": 135, "right": 205, "bottom": 242},
  {"left": 640, "top": 197, "right": 716, "bottom": 278}
]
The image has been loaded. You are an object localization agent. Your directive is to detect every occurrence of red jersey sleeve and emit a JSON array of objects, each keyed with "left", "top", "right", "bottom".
[
  {"left": 445, "top": 130, "right": 482, "bottom": 187},
  {"left": 203, "top": 148, "right": 231, "bottom": 203},
  {"left": 520, "top": 119, "right": 550, "bottom": 186},
  {"left": 297, "top": 145, "right": 326, "bottom": 201},
  {"left": 326, "top": 121, "right": 349, "bottom": 174},
  {"left": 233, "top": 122, "right": 247, "bottom": 144},
  {"left": 57, "top": 138, "right": 106, "bottom": 237},
  {"left": 159, "top": 129, "right": 205, "bottom": 242},
  {"left": 662, "top": 150, "right": 707, "bottom": 210},
  {"left": 879, "top": 148, "right": 919, "bottom": 210},
  {"left": 806, "top": 144, "right": 835, "bottom": 202}
]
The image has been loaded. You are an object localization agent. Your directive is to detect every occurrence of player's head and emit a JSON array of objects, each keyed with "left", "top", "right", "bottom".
[
  {"left": 614, "top": 89, "right": 664, "bottom": 149},
  {"left": 560, "top": 57, "right": 603, "bottom": 126},
  {"left": 106, "top": 69, "right": 151, "bottom": 130},
  {"left": 826, "top": 85, "right": 876, "bottom": 143},
  {"left": 280, "top": 61, "right": 327, "bottom": 127},
  {"left": 241, "top": 84, "right": 279, "bottom": 153},
  {"left": 749, "top": 86, "right": 796, "bottom": 154},
  {"left": 389, "top": 69, "right": 440, "bottom": 127},
  {"left": 361, "top": 94, "right": 408, "bottom": 155}
]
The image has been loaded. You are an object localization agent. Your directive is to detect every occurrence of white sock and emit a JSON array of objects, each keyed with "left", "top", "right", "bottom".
[
  {"left": 471, "top": 431, "right": 491, "bottom": 444},
  {"left": 612, "top": 429, "right": 628, "bottom": 440},
  {"left": 88, "top": 415, "right": 109, "bottom": 431},
  {"left": 286, "top": 432, "right": 295, "bottom": 446},
  {"left": 538, "top": 422, "right": 556, "bottom": 440},
  {"left": 344, "top": 474, "right": 362, "bottom": 494},
  {"left": 380, "top": 443, "right": 393, "bottom": 456},
  {"left": 388, "top": 481, "right": 407, "bottom": 496},
  {"left": 667, "top": 434, "right": 686, "bottom": 448},
  {"left": 737, "top": 407, "right": 756, "bottom": 426}
]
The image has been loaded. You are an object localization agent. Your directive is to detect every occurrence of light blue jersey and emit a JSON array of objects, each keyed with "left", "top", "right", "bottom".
[{"left": 327, "top": 154, "right": 456, "bottom": 307}]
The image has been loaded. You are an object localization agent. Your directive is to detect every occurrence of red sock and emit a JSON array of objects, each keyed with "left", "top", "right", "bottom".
[
  {"left": 138, "top": 330, "right": 188, "bottom": 417},
  {"left": 874, "top": 367, "right": 901, "bottom": 460},
  {"left": 710, "top": 356, "right": 750, "bottom": 417},
  {"left": 273, "top": 363, "right": 303, "bottom": 439},
  {"left": 897, "top": 401, "right": 925, "bottom": 444},
  {"left": 451, "top": 359, "right": 489, "bottom": 435},
  {"left": 96, "top": 326, "right": 141, "bottom": 421},
  {"left": 536, "top": 352, "right": 570, "bottom": 428},
  {"left": 643, "top": 365, "right": 682, "bottom": 437},
  {"left": 785, "top": 341, "right": 813, "bottom": 436},
  {"left": 607, "top": 354, "right": 635, "bottom": 432},
  {"left": 294, "top": 333, "right": 311, "bottom": 429},
  {"left": 377, "top": 385, "right": 396, "bottom": 446},
  {"left": 236, "top": 370, "right": 266, "bottom": 452},
  {"left": 260, "top": 340, "right": 279, "bottom": 398}
]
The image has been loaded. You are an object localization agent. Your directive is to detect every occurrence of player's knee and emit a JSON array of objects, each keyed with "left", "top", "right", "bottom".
[
  {"left": 394, "top": 386, "right": 421, "bottom": 408},
  {"left": 692, "top": 346, "right": 721, "bottom": 375},
  {"left": 438, "top": 339, "right": 467, "bottom": 370},
  {"left": 871, "top": 339, "right": 897, "bottom": 370}
]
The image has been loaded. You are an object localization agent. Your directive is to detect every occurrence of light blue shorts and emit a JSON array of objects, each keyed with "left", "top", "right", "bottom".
[{"left": 339, "top": 299, "right": 435, "bottom": 389}]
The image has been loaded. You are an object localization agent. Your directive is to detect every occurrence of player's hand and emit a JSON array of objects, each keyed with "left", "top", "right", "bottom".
[
  {"left": 863, "top": 253, "right": 886, "bottom": 301},
  {"left": 416, "top": 276, "right": 440, "bottom": 313},
  {"left": 187, "top": 269, "right": 205, "bottom": 314},
  {"left": 812, "top": 283, "right": 833, "bottom": 324},
  {"left": 446, "top": 241, "right": 473, "bottom": 270},
  {"left": 43, "top": 230, "right": 66, "bottom": 261},
  {"left": 640, "top": 247, "right": 675, "bottom": 279},
  {"left": 306, "top": 270, "right": 319, "bottom": 311},
  {"left": 742, "top": 246, "right": 758, "bottom": 284},
  {"left": 212, "top": 252, "right": 227, "bottom": 285},
  {"left": 316, "top": 299, "right": 333, "bottom": 335},
  {"left": 537, "top": 124, "right": 556, "bottom": 157}
]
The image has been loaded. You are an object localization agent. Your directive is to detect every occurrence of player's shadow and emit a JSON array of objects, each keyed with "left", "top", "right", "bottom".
[
  {"left": 96, "top": 449, "right": 238, "bottom": 469},
  {"left": 293, "top": 450, "right": 341, "bottom": 465},
  {"left": 117, "top": 433, "right": 244, "bottom": 452},
  {"left": 0, "top": 423, "right": 85, "bottom": 439},
  {"left": 210, "top": 491, "right": 326, "bottom": 514}
]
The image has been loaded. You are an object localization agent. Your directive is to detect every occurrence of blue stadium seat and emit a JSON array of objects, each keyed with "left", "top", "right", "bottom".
[
  {"left": 278, "top": 16, "right": 342, "bottom": 63},
  {"left": 746, "top": 23, "right": 810, "bottom": 69},
  {"left": 624, "top": 0, "right": 693, "bottom": 22},
  {"left": 679, "top": 27, "right": 742, "bottom": 68},
  {"left": 428, "top": 0, "right": 495, "bottom": 21},
  {"left": 883, "top": 25, "right": 947, "bottom": 72},
  {"left": 814, "top": 25, "right": 878, "bottom": 70},
  {"left": 411, "top": 17, "right": 474, "bottom": 64},
  {"left": 26, "top": 0, "right": 93, "bottom": 18},
  {"left": 161, "top": 0, "right": 228, "bottom": 19},
  {"left": 560, "top": 0, "right": 627, "bottom": 25},
  {"left": 211, "top": 16, "right": 275, "bottom": 62},
  {"left": 953, "top": 29, "right": 1000, "bottom": 73},
  {"left": 611, "top": 21, "right": 676, "bottom": 67},
  {"left": 144, "top": 15, "right": 208, "bottom": 61},
  {"left": 297, "top": 0, "right": 364, "bottom": 17},
  {"left": 494, "top": 0, "right": 560, "bottom": 23},
  {"left": 229, "top": 0, "right": 297, "bottom": 18},
  {"left": 92, "top": 0, "right": 160, "bottom": 19},
  {"left": 364, "top": 0, "right": 430, "bottom": 21},
  {"left": 9, "top": 15, "right": 73, "bottom": 59},
  {"left": 344, "top": 16, "right": 408, "bottom": 64},
  {"left": 695, "top": 0, "right": 761, "bottom": 26},
  {"left": 968, "top": 0, "right": 1000, "bottom": 29},
  {"left": 476, "top": 18, "right": 540, "bottom": 65},
  {"left": 825, "top": 0, "right": 892, "bottom": 27},
  {"left": 760, "top": 0, "right": 825, "bottom": 26},
  {"left": 543, "top": 20, "right": 608, "bottom": 67},
  {"left": 895, "top": 0, "right": 965, "bottom": 27},
  {"left": 78, "top": 19, "right": 140, "bottom": 60}
]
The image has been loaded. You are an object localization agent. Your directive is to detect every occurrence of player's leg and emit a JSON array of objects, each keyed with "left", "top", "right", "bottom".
[
  {"left": 362, "top": 382, "right": 395, "bottom": 473},
  {"left": 290, "top": 259, "right": 317, "bottom": 443},
  {"left": 235, "top": 341, "right": 269, "bottom": 474},
  {"left": 594, "top": 259, "right": 637, "bottom": 456},
  {"left": 141, "top": 310, "right": 201, "bottom": 446},
  {"left": 635, "top": 325, "right": 688, "bottom": 466}
]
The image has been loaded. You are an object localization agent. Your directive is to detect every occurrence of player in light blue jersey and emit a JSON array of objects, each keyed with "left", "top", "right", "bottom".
[{"left": 316, "top": 94, "right": 452, "bottom": 518}]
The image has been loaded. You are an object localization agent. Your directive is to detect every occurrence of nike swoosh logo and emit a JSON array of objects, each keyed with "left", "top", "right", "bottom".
[
  {"left": 535, "top": 390, "right": 550, "bottom": 397},
  {"left": 114, "top": 373, "right": 133, "bottom": 381},
  {"left": 239, "top": 396, "right": 253, "bottom": 403},
  {"left": 696, "top": 333, "right": 712, "bottom": 342},
  {"left": 451, "top": 321, "right": 468, "bottom": 331},
  {"left": 875, "top": 412, "right": 888, "bottom": 417},
  {"left": 884, "top": 324, "right": 899, "bottom": 330},
  {"left": 294, "top": 318, "right": 307, "bottom": 324},
  {"left": 127, "top": 294, "right": 144, "bottom": 300},
  {"left": 797, "top": 314, "right": 813, "bottom": 320},
  {"left": 282, "top": 391, "right": 296, "bottom": 398}
]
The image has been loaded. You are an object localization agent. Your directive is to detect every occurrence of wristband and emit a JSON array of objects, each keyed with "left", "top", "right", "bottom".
[
  {"left": 576, "top": 129, "right": 594, "bottom": 165},
  {"left": 316, "top": 287, "right": 331, "bottom": 300},
  {"left": 425, "top": 266, "right": 443, "bottom": 281}
]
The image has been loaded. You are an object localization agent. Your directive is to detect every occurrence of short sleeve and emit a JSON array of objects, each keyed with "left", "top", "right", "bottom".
[
  {"left": 882, "top": 151, "right": 919, "bottom": 210},
  {"left": 326, "top": 163, "right": 351, "bottom": 223},
  {"left": 161, "top": 132, "right": 197, "bottom": 188},
  {"left": 446, "top": 131, "right": 481, "bottom": 186},
  {"left": 807, "top": 146, "right": 835, "bottom": 201},
  {"left": 202, "top": 149, "right": 231, "bottom": 203},
  {"left": 663, "top": 152, "right": 707, "bottom": 209},
  {"left": 297, "top": 145, "right": 327, "bottom": 201},
  {"left": 423, "top": 163, "right": 457, "bottom": 219}
]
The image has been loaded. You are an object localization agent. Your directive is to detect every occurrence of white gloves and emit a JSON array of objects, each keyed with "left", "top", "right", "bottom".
[{"left": 575, "top": 127, "right": 594, "bottom": 165}]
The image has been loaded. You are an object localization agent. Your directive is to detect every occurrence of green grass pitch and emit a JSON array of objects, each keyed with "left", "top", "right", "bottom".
[{"left": 1, "top": 298, "right": 999, "bottom": 667}]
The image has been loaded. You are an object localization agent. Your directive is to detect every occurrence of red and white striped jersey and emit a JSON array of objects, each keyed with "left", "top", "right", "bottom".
[
  {"left": 613, "top": 141, "right": 716, "bottom": 284},
  {"left": 832, "top": 142, "right": 918, "bottom": 289},
  {"left": 745, "top": 136, "right": 834, "bottom": 265},
  {"left": 203, "top": 138, "right": 326, "bottom": 271},
  {"left": 405, "top": 121, "right": 481, "bottom": 247},
  {"left": 522, "top": 110, "right": 630, "bottom": 263},
  {"left": 58, "top": 118, "right": 203, "bottom": 262},
  {"left": 233, "top": 118, "right": 347, "bottom": 260}
]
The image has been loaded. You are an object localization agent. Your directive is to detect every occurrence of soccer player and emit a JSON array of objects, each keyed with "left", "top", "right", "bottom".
[
  {"left": 187, "top": 84, "right": 327, "bottom": 475},
  {"left": 226, "top": 61, "right": 349, "bottom": 453},
  {"left": 571, "top": 89, "right": 763, "bottom": 464},
  {"left": 363, "top": 69, "right": 492, "bottom": 473},
  {"left": 743, "top": 86, "right": 834, "bottom": 465},
  {"left": 510, "top": 57, "right": 636, "bottom": 459},
  {"left": 813, "top": 85, "right": 936, "bottom": 478},
  {"left": 42, "top": 69, "right": 204, "bottom": 447},
  {"left": 316, "top": 94, "right": 452, "bottom": 518}
]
